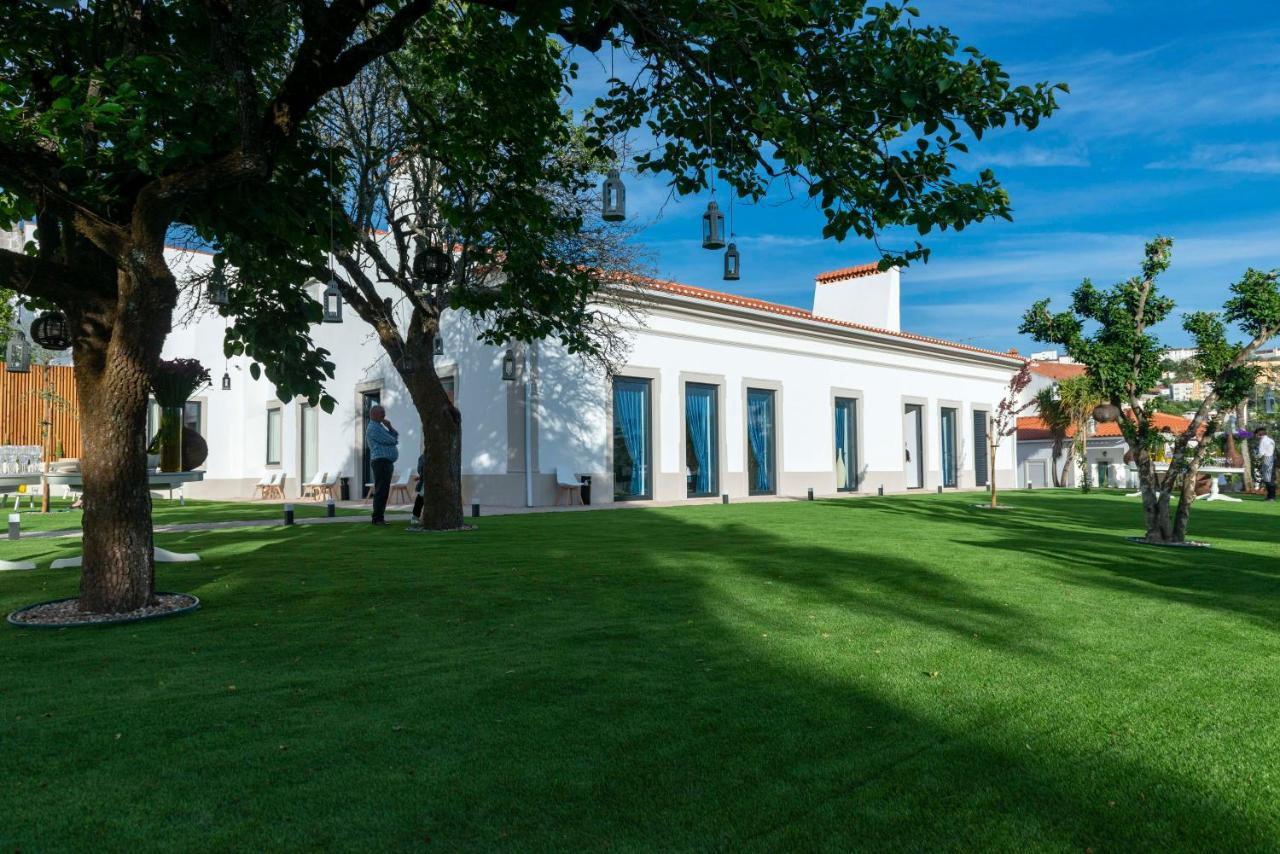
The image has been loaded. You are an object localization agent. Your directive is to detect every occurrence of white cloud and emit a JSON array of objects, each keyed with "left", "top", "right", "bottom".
[
  {"left": 982, "top": 146, "right": 1090, "bottom": 168},
  {"left": 1146, "top": 144, "right": 1280, "bottom": 175}
]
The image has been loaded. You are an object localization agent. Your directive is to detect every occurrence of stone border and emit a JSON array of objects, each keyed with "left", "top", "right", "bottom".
[
  {"left": 1124, "top": 535, "right": 1211, "bottom": 549},
  {"left": 7, "top": 592, "right": 201, "bottom": 629}
]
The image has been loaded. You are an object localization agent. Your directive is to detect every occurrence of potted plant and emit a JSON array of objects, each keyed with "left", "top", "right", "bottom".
[{"left": 150, "top": 358, "right": 210, "bottom": 473}]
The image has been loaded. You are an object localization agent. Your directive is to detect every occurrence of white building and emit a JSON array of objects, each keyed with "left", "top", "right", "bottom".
[{"left": 157, "top": 248, "right": 1023, "bottom": 506}]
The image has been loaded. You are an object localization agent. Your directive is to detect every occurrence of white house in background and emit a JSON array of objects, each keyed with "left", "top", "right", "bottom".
[{"left": 147, "top": 246, "right": 1023, "bottom": 506}]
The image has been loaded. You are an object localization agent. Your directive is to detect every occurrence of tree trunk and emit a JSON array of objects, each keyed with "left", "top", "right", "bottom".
[
  {"left": 72, "top": 263, "right": 173, "bottom": 613},
  {"left": 404, "top": 343, "right": 464, "bottom": 531},
  {"left": 988, "top": 414, "right": 998, "bottom": 508}
]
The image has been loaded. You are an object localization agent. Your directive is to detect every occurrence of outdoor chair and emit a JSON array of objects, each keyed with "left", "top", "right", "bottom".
[
  {"left": 555, "top": 466, "right": 586, "bottom": 506},
  {"left": 251, "top": 471, "right": 275, "bottom": 499},
  {"left": 300, "top": 471, "right": 329, "bottom": 501},
  {"left": 318, "top": 471, "right": 341, "bottom": 502},
  {"left": 388, "top": 470, "right": 416, "bottom": 506},
  {"left": 263, "top": 471, "right": 286, "bottom": 500}
]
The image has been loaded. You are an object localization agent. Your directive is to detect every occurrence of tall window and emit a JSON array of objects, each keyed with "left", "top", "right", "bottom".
[
  {"left": 685, "top": 383, "right": 719, "bottom": 497},
  {"left": 266, "top": 407, "right": 283, "bottom": 465},
  {"left": 746, "top": 388, "right": 776, "bottom": 495},
  {"left": 300, "top": 404, "right": 319, "bottom": 483},
  {"left": 834, "top": 397, "right": 859, "bottom": 491},
  {"left": 613, "top": 377, "right": 652, "bottom": 500},
  {"left": 940, "top": 407, "right": 958, "bottom": 488},
  {"left": 973, "top": 410, "right": 989, "bottom": 488}
]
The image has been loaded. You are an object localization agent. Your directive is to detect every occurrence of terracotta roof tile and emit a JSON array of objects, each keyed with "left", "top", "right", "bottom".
[
  {"left": 1017, "top": 411, "right": 1200, "bottom": 440},
  {"left": 634, "top": 276, "right": 1023, "bottom": 363},
  {"left": 1029, "top": 361, "right": 1087, "bottom": 380},
  {"left": 814, "top": 263, "right": 884, "bottom": 284}
]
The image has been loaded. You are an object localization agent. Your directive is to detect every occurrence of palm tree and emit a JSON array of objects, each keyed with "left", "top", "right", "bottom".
[
  {"left": 1034, "top": 387, "right": 1074, "bottom": 486},
  {"left": 1056, "top": 375, "right": 1104, "bottom": 492}
]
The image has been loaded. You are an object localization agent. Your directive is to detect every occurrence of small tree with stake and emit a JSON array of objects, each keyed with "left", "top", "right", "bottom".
[
  {"left": 984, "top": 364, "right": 1033, "bottom": 509},
  {"left": 1021, "top": 237, "right": 1280, "bottom": 545}
]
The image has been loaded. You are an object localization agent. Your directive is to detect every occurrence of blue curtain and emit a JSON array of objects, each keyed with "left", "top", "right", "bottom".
[
  {"left": 834, "top": 403, "right": 848, "bottom": 488},
  {"left": 748, "top": 391, "right": 773, "bottom": 492},
  {"left": 686, "top": 387, "right": 712, "bottom": 494},
  {"left": 941, "top": 409, "right": 957, "bottom": 488},
  {"left": 614, "top": 382, "right": 647, "bottom": 496}
]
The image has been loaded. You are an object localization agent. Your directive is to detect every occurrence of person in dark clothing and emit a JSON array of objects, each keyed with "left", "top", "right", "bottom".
[
  {"left": 409, "top": 451, "right": 425, "bottom": 530},
  {"left": 364, "top": 405, "right": 399, "bottom": 525}
]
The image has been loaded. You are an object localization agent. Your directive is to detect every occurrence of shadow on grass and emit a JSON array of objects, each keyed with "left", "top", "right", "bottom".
[{"left": 0, "top": 499, "right": 1275, "bottom": 849}]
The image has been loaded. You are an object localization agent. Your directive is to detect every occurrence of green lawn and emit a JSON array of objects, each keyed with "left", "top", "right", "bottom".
[
  {"left": 1, "top": 491, "right": 1278, "bottom": 851},
  {"left": 4, "top": 497, "right": 367, "bottom": 533}
]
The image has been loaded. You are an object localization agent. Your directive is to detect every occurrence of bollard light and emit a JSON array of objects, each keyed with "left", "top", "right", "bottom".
[
  {"left": 937, "top": 485, "right": 943, "bottom": 494},
  {"left": 8, "top": 513, "right": 19, "bottom": 541},
  {"left": 878, "top": 485, "right": 884, "bottom": 496},
  {"left": 721, "top": 494, "right": 729, "bottom": 504},
  {"left": 807, "top": 488, "right": 814, "bottom": 501},
  {"left": 472, "top": 503, "right": 481, "bottom": 518},
  {"left": 325, "top": 499, "right": 335, "bottom": 518},
  {"left": 283, "top": 503, "right": 295, "bottom": 525},
  {"left": 1026, "top": 481, "right": 1032, "bottom": 490}
]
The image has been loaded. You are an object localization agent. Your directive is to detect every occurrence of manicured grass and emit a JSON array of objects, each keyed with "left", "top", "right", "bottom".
[
  {"left": 4, "top": 497, "right": 367, "bottom": 533},
  {"left": 1, "top": 491, "right": 1278, "bottom": 851}
]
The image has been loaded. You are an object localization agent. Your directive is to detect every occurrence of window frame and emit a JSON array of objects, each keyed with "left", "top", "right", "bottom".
[
  {"left": 611, "top": 375, "right": 654, "bottom": 501},
  {"left": 265, "top": 405, "right": 283, "bottom": 467}
]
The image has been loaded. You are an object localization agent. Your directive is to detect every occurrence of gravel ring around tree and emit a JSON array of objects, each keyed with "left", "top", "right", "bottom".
[
  {"left": 7, "top": 593, "right": 200, "bottom": 629},
  {"left": 1124, "top": 536, "right": 1211, "bottom": 549}
]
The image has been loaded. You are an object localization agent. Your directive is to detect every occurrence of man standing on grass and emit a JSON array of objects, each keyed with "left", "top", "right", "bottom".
[
  {"left": 1256, "top": 427, "right": 1276, "bottom": 502},
  {"left": 366, "top": 405, "right": 399, "bottom": 525}
]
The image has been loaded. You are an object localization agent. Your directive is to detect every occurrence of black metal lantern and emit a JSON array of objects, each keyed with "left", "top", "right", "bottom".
[
  {"left": 433, "top": 335, "right": 444, "bottom": 357},
  {"left": 31, "top": 311, "right": 71, "bottom": 350},
  {"left": 501, "top": 348, "right": 517, "bottom": 381},
  {"left": 601, "top": 169, "right": 626, "bottom": 222},
  {"left": 1092, "top": 402, "right": 1121, "bottom": 423},
  {"left": 221, "top": 371, "right": 231, "bottom": 391},
  {"left": 383, "top": 297, "right": 394, "bottom": 315},
  {"left": 5, "top": 328, "right": 31, "bottom": 373},
  {"left": 701, "top": 200, "right": 725, "bottom": 249},
  {"left": 723, "top": 242, "right": 740, "bottom": 281},
  {"left": 413, "top": 245, "right": 452, "bottom": 285},
  {"left": 322, "top": 277, "right": 343, "bottom": 323},
  {"left": 207, "top": 266, "right": 229, "bottom": 306}
]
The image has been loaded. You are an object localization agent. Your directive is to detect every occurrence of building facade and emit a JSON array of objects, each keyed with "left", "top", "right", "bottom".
[{"left": 154, "top": 248, "right": 1023, "bottom": 505}]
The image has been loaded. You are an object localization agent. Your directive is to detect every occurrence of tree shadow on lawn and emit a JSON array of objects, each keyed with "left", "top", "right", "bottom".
[
  {"left": 839, "top": 493, "right": 1280, "bottom": 630},
  {"left": 2, "top": 511, "right": 1276, "bottom": 850}
]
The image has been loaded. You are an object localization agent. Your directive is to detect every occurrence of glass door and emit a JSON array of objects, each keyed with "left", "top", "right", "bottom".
[
  {"left": 300, "top": 404, "right": 319, "bottom": 484},
  {"left": 685, "top": 383, "right": 719, "bottom": 497},
  {"left": 360, "top": 390, "right": 381, "bottom": 489},
  {"left": 835, "top": 397, "right": 858, "bottom": 491},
  {"left": 612, "top": 377, "right": 652, "bottom": 500},
  {"left": 747, "top": 388, "right": 776, "bottom": 495},
  {"left": 940, "top": 407, "right": 958, "bottom": 488},
  {"left": 903, "top": 404, "right": 924, "bottom": 489}
]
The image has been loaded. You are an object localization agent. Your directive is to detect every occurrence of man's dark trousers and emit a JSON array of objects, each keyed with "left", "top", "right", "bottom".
[{"left": 371, "top": 458, "right": 394, "bottom": 523}]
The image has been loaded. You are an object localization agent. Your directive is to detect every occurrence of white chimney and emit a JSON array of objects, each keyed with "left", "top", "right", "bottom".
[{"left": 812, "top": 264, "right": 900, "bottom": 332}]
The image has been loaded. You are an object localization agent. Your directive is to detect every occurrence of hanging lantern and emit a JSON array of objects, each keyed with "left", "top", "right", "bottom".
[
  {"left": 30, "top": 311, "right": 71, "bottom": 350},
  {"left": 322, "top": 276, "right": 343, "bottom": 323},
  {"left": 397, "top": 354, "right": 416, "bottom": 374},
  {"left": 433, "top": 335, "right": 444, "bottom": 357},
  {"left": 207, "top": 266, "right": 229, "bottom": 306},
  {"left": 221, "top": 371, "right": 231, "bottom": 391},
  {"left": 601, "top": 169, "right": 626, "bottom": 222},
  {"left": 723, "top": 243, "right": 741, "bottom": 281},
  {"left": 383, "top": 297, "right": 394, "bottom": 315},
  {"left": 701, "top": 201, "right": 725, "bottom": 249},
  {"left": 413, "top": 245, "right": 452, "bottom": 285},
  {"left": 5, "top": 329, "right": 31, "bottom": 373},
  {"left": 1092, "top": 402, "right": 1121, "bottom": 423},
  {"left": 501, "top": 349, "right": 517, "bottom": 381}
]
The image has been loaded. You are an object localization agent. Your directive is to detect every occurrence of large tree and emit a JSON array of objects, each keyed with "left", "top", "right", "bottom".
[
  {"left": 1021, "top": 238, "right": 1280, "bottom": 544},
  {"left": 1, "top": 0, "right": 1064, "bottom": 613}
]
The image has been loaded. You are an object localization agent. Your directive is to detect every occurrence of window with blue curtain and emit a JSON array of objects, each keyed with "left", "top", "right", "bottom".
[
  {"left": 835, "top": 397, "right": 858, "bottom": 491},
  {"left": 747, "top": 388, "right": 776, "bottom": 495},
  {"left": 612, "top": 377, "right": 651, "bottom": 500},
  {"left": 941, "top": 407, "right": 958, "bottom": 488},
  {"left": 685, "top": 383, "right": 718, "bottom": 496}
]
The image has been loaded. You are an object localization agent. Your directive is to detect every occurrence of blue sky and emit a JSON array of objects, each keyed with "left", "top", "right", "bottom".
[{"left": 573, "top": 1, "right": 1280, "bottom": 353}]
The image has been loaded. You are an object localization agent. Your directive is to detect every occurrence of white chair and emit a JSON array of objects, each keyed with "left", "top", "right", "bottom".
[
  {"left": 318, "top": 471, "right": 341, "bottom": 502},
  {"left": 388, "top": 469, "right": 415, "bottom": 506},
  {"left": 251, "top": 471, "right": 275, "bottom": 500},
  {"left": 555, "top": 466, "right": 585, "bottom": 506},
  {"left": 300, "top": 471, "right": 329, "bottom": 501}
]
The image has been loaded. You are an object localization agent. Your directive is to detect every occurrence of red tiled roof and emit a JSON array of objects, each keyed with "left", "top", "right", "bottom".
[
  {"left": 1017, "top": 411, "right": 1199, "bottom": 441},
  {"left": 1028, "top": 361, "right": 1087, "bottom": 380},
  {"left": 814, "top": 263, "right": 884, "bottom": 284},
  {"left": 634, "top": 276, "right": 1023, "bottom": 363}
]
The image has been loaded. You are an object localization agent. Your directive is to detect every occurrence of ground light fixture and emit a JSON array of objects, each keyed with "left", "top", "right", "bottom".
[
  {"left": 601, "top": 169, "right": 626, "bottom": 222},
  {"left": 31, "top": 311, "right": 71, "bottom": 350},
  {"left": 322, "top": 277, "right": 343, "bottom": 323},
  {"left": 501, "top": 349, "right": 517, "bottom": 381},
  {"left": 5, "top": 327, "right": 31, "bottom": 373}
]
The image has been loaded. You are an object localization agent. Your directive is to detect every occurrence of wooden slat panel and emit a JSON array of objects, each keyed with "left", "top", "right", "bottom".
[{"left": 0, "top": 364, "right": 81, "bottom": 458}]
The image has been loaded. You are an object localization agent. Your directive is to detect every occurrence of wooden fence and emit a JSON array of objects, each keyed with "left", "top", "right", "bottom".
[{"left": 0, "top": 364, "right": 81, "bottom": 458}]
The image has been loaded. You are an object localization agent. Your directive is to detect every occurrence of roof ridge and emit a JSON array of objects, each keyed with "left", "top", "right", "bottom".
[{"left": 814, "top": 263, "right": 884, "bottom": 283}]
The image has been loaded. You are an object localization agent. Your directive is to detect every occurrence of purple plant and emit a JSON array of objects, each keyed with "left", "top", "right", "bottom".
[{"left": 151, "top": 358, "right": 210, "bottom": 407}]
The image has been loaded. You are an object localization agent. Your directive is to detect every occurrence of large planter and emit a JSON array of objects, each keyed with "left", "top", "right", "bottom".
[{"left": 157, "top": 404, "right": 184, "bottom": 473}]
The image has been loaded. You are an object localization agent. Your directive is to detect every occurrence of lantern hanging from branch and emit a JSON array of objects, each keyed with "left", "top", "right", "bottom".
[
  {"left": 322, "top": 277, "right": 343, "bottom": 323},
  {"left": 31, "top": 311, "right": 71, "bottom": 350},
  {"left": 601, "top": 169, "right": 626, "bottom": 222},
  {"left": 207, "top": 266, "right": 229, "bottom": 306},
  {"left": 701, "top": 201, "right": 725, "bottom": 249},
  {"left": 723, "top": 242, "right": 740, "bottom": 281},
  {"left": 501, "top": 349, "right": 517, "bottom": 381},
  {"left": 4, "top": 328, "right": 31, "bottom": 373},
  {"left": 413, "top": 245, "right": 452, "bottom": 286}
]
